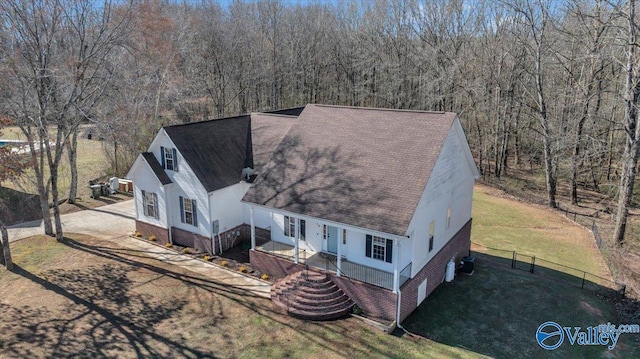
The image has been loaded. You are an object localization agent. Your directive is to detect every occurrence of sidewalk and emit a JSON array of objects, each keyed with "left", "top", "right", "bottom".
[
  {"left": 7, "top": 199, "right": 271, "bottom": 299},
  {"left": 112, "top": 236, "right": 271, "bottom": 298}
]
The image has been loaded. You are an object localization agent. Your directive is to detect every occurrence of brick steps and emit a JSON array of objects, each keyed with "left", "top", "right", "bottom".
[{"left": 271, "top": 268, "right": 353, "bottom": 321}]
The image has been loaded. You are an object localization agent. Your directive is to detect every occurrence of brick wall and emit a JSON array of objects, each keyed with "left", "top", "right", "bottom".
[
  {"left": 171, "top": 227, "right": 213, "bottom": 253},
  {"left": 135, "top": 220, "right": 169, "bottom": 245},
  {"left": 329, "top": 273, "right": 397, "bottom": 323},
  {"left": 399, "top": 219, "right": 472, "bottom": 322}
]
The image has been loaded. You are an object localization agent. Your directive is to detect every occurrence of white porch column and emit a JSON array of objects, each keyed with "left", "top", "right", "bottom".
[
  {"left": 336, "top": 229, "right": 342, "bottom": 277},
  {"left": 393, "top": 238, "right": 401, "bottom": 293},
  {"left": 250, "top": 206, "right": 256, "bottom": 250},
  {"left": 294, "top": 218, "right": 300, "bottom": 264}
]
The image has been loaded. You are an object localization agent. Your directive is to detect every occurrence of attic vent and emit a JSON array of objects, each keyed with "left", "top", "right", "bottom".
[{"left": 242, "top": 167, "right": 255, "bottom": 181}]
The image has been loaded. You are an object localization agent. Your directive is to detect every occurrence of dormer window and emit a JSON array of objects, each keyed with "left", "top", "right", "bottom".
[{"left": 160, "top": 146, "right": 178, "bottom": 171}]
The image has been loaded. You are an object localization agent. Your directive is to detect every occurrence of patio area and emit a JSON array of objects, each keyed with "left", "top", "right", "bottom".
[{"left": 256, "top": 240, "right": 396, "bottom": 290}]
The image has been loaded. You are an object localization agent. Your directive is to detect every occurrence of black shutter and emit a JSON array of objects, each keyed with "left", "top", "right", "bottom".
[
  {"left": 300, "top": 219, "right": 306, "bottom": 241},
  {"left": 141, "top": 190, "right": 147, "bottom": 216},
  {"left": 365, "top": 234, "right": 372, "bottom": 258},
  {"left": 179, "top": 196, "right": 184, "bottom": 223},
  {"left": 192, "top": 200, "right": 198, "bottom": 226},
  {"left": 172, "top": 148, "right": 178, "bottom": 171},
  {"left": 160, "top": 146, "right": 165, "bottom": 168},
  {"left": 386, "top": 239, "right": 393, "bottom": 263}
]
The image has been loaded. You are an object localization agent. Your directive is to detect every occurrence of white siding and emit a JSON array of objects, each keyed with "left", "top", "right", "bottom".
[
  {"left": 406, "top": 118, "right": 477, "bottom": 277},
  {"left": 209, "top": 182, "right": 252, "bottom": 233},
  {"left": 129, "top": 156, "right": 168, "bottom": 228},
  {"left": 269, "top": 211, "right": 409, "bottom": 273},
  {"left": 148, "top": 130, "right": 210, "bottom": 238}
]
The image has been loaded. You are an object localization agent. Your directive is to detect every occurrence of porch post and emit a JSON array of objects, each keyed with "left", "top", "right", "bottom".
[
  {"left": 393, "top": 238, "right": 400, "bottom": 293},
  {"left": 294, "top": 217, "right": 299, "bottom": 264},
  {"left": 336, "top": 228, "right": 342, "bottom": 276},
  {"left": 250, "top": 206, "right": 256, "bottom": 250}
]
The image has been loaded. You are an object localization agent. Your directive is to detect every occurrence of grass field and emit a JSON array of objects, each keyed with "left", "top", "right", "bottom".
[
  {"left": 0, "top": 235, "right": 480, "bottom": 359},
  {"left": 471, "top": 184, "right": 612, "bottom": 280},
  {"left": 1, "top": 126, "right": 109, "bottom": 199}
]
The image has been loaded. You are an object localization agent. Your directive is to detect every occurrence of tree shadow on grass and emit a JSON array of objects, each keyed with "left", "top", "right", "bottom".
[
  {"left": 49, "top": 236, "right": 407, "bottom": 358},
  {"left": 0, "top": 263, "right": 208, "bottom": 358},
  {"left": 400, "top": 252, "right": 640, "bottom": 358}
]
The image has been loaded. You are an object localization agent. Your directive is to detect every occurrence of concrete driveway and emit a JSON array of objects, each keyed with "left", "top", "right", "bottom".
[
  {"left": 7, "top": 200, "right": 135, "bottom": 242},
  {"left": 6, "top": 199, "right": 272, "bottom": 298}
]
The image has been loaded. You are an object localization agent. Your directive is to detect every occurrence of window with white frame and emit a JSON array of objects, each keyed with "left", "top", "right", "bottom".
[
  {"left": 179, "top": 196, "right": 197, "bottom": 226},
  {"left": 372, "top": 236, "right": 386, "bottom": 260},
  {"left": 142, "top": 190, "right": 158, "bottom": 219},
  {"left": 342, "top": 229, "right": 347, "bottom": 244},
  {"left": 161, "top": 146, "right": 178, "bottom": 171},
  {"left": 284, "top": 216, "right": 305, "bottom": 240},
  {"left": 164, "top": 147, "right": 175, "bottom": 170},
  {"left": 365, "top": 234, "right": 393, "bottom": 263}
]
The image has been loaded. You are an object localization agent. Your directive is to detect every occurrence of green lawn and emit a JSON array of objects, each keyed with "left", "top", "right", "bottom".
[
  {"left": 471, "top": 186, "right": 611, "bottom": 279},
  {"left": 403, "top": 254, "right": 638, "bottom": 358},
  {"left": 402, "top": 185, "right": 638, "bottom": 358}
]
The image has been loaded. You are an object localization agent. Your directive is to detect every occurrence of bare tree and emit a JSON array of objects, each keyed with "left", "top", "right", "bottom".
[
  {"left": 614, "top": 0, "right": 640, "bottom": 244},
  {"left": 0, "top": 0, "right": 131, "bottom": 240}
]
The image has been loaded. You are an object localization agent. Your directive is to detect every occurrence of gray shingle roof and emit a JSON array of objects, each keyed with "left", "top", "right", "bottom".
[
  {"left": 242, "top": 104, "right": 457, "bottom": 237},
  {"left": 164, "top": 113, "right": 296, "bottom": 193},
  {"left": 141, "top": 152, "right": 172, "bottom": 185}
]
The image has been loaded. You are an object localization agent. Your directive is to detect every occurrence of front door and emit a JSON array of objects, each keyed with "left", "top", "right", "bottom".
[{"left": 326, "top": 225, "right": 338, "bottom": 254}]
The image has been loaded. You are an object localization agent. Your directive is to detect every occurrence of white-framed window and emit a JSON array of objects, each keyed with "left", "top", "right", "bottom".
[
  {"left": 284, "top": 215, "right": 305, "bottom": 240},
  {"left": 179, "top": 196, "right": 197, "bottom": 226},
  {"left": 342, "top": 229, "right": 347, "bottom": 244},
  {"left": 161, "top": 146, "right": 178, "bottom": 171},
  {"left": 366, "top": 234, "right": 392, "bottom": 263},
  {"left": 164, "top": 147, "right": 174, "bottom": 170},
  {"left": 142, "top": 190, "right": 158, "bottom": 219},
  {"left": 372, "top": 236, "right": 386, "bottom": 261},
  {"left": 429, "top": 221, "right": 435, "bottom": 252},
  {"left": 323, "top": 225, "right": 327, "bottom": 240}
]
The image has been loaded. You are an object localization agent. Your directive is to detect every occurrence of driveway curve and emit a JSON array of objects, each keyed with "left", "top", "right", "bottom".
[{"left": 7, "top": 200, "right": 135, "bottom": 242}]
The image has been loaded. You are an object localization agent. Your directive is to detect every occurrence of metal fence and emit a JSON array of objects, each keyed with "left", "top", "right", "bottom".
[{"left": 472, "top": 241, "right": 626, "bottom": 298}]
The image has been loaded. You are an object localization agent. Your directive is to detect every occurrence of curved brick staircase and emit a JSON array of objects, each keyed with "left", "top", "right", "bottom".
[{"left": 271, "top": 269, "right": 354, "bottom": 321}]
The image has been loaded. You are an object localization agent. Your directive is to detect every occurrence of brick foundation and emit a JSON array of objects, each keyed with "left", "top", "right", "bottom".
[
  {"left": 329, "top": 273, "right": 397, "bottom": 323},
  {"left": 135, "top": 220, "right": 170, "bottom": 245},
  {"left": 171, "top": 227, "right": 213, "bottom": 253},
  {"left": 399, "top": 219, "right": 472, "bottom": 322}
]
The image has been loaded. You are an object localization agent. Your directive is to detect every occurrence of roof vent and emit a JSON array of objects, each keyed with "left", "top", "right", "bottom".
[{"left": 242, "top": 167, "right": 255, "bottom": 181}]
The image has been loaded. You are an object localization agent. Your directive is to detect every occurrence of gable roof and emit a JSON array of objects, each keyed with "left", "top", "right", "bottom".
[
  {"left": 141, "top": 152, "right": 172, "bottom": 185},
  {"left": 163, "top": 113, "right": 297, "bottom": 193},
  {"left": 242, "top": 104, "right": 459, "bottom": 237}
]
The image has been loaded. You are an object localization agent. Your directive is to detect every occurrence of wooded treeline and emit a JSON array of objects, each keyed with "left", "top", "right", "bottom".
[{"left": 0, "top": 0, "right": 639, "bottom": 243}]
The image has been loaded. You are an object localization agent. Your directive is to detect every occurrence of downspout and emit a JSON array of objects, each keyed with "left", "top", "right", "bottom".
[
  {"left": 165, "top": 184, "right": 173, "bottom": 244},
  {"left": 208, "top": 192, "right": 214, "bottom": 254},
  {"left": 394, "top": 237, "right": 410, "bottom": 334}
]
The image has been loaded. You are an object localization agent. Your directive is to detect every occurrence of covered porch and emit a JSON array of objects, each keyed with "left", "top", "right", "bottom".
[{"left": 256, "top": 240, "right": 411, "bottom": 290}]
